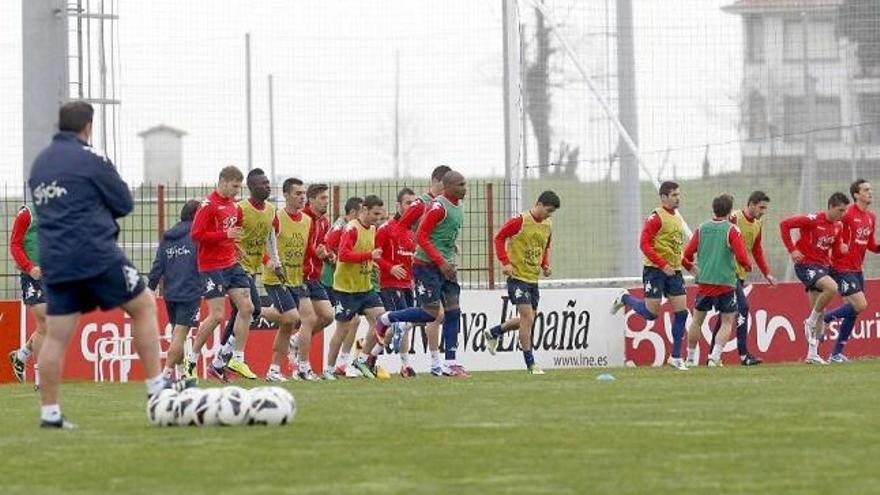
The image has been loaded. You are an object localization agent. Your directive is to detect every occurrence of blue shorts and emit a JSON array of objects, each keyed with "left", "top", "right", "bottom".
[
  {"left": 413, "top": 264, "right": 461, "bottom": 308},
  {"left": 831, "top": 270, "right": 864, "bottom": 297},
  {"left": 380, "top": 288, "right": 416, "bottom": 311},
  {"left": 642, "top": 266, "right": 686, "bottom": 299},
  {"left": 305, "top": 280, "right": 330, "bottom": 301},
  {"left": 334, "top": 291, "right": 383, "bottom": 322},
  {"left": 695, "top": 291, "right": 737, "bottom": 314},
  {"left": 507, "top": 278, "right": 540, "bottom": 310},
  {"left": 46, "top": 259, "right": 146, "bottom": 316},
  {"left": 266, "top": 285, "right": 306, "bottom": 313},
  {"left": 20, "top": 273, "right": 46, "bottom": 306},
  {"left": 165, "top": 299, "right": 201, "bottom": 328},
  {"left": 203, "top": 264, "right": 251, "bottom": 299},
  {"left": 795, "top": 264, "right": 830, "bottom": 292},
  {"left": 324, "top": 284, "right": 339, "bottom": 307}
]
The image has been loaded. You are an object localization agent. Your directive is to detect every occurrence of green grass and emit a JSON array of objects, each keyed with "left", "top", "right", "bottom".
[{"left": 2, "top": 361, "right": 879, "bottom": 495}]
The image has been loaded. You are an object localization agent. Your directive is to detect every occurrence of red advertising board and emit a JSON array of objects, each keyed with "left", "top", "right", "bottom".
[
  {"left": 0, "top": 301, "right": 22, "bottom": 383},
  {"left": 625, "top": 280, "right": 880, "bottom": 366}
]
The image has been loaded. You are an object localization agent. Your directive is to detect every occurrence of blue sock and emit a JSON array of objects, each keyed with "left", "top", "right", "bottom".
[
  {"left": 736, "top": 310, "right": 749, "bottom": 356},
  {"left": 388, "top": 307, "right": 436, "bottom": 324},
  {"left": 622, "top": 294, "right": 657, "bottom": 320},
  {"left": 834, "top": 316, "right": 856, "bottom": 355},
  {"left": 824, "top": 303, "right": 856, "bottom": 323},
  {"left": 442, "top": 308, "right": 461, "bottom": 361},
  {"left": 671, "top": 310, "right": 688, "bottom": 359},
  {"left": 489, "top": 324, "right": 503, "bottom": 338},
  {"left": 523, "top": 350, "right": 535, "bottom": 368}
]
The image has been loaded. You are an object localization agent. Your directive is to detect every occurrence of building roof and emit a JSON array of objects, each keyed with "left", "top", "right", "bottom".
[
  {"left": 722, "top": 0, "right": 844, "bottom": 14},
  {"left": 137, "top": 124, "right": 187, "bottom": 138}
]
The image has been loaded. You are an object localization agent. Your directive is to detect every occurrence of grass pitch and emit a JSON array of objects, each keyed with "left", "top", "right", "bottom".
[{"left": 1, "top": 361, "right": 878, "bottom": 495}]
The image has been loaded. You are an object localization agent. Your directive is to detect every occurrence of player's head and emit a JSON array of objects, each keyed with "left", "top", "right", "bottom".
[
  {"left": 442, "top": 171, "right": 467, "bottom": 200},
  {"left": 850, "top": 178, "right": 872, "bottom": 206},
  {"left": 746, "top": 190, "right": 771, "bottom": 219},
  {"left": 659, "top": 181, "right": 680, "bottom": 210},
  {"left": 827, "top": 192, "right": 850, "bottom": 221},
  {"left": 344, "top": 196, "right": 363, "bottom": 221},
  {"left": 246, "top": 168, "right": 271, "bottom": 202},
  {"left": 217, "top": 165, "right": 244, "bottom": 199},
  {"left": 307, "top": 183, "right": 330, "bottom": 215},
  {"left": 180, "top": 199, "right": 200, "bottom": 222},
  {"left": 361, "top": 194, "right": 385, "bottom": 226},
  {"left": 430, "top": 165, "right": 453, "bottom": 194},
  {"left": 59, "top": 101, "right": 94, "bottom": 142},
  {"left": 712, "top": 194, "right": 734, "bottom": 218},
  {"left": 533, "top": 190, "right": 561, "bottom": 220},
  {"left": 282, "top": 178, "right": 306, "bottom": 210},
  {"left": 396, "top": 187, "right": 417, "bottom": 219}
]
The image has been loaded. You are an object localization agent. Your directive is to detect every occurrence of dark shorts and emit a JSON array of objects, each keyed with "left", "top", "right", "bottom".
[
  {"left": 507, "top": 278, "right": 540, "bottom": 310},
  {"left": 413, "top": 264, "right": 461, "bottom": 308},
  {"left": 324, "top": 284, "right": 339, "bottom": 307},
  {"left": 165, "top": 299, "right": 201, "bottom": 328},
  {"left": 203, "top": 264, "right": 251, "bottom": 299},
  {"left": 20, "top": 273, "right": 46, "bottom": 306},
  {"left": 642, "top": 266, "right": 686, "bottom": 299},
  {"left": 334, "top": 290, "right": 383, "bottom": 322},
  {"left": 695, "top": 291, "right": 738, "bottom": 314},
  {"left": 305, "top": 280, "right": 330, "bottom": 301},
  {"left": 831, "top": 270, "right": 864, "bottom": 297},
  {"left": 266, "top": 284, "right": 306, "bottom": 313},
  {"left": 795, "top": 264, "right": 830, "bottom": 292},
  {"left": 380, "top": 288, "right": 416, "bottom": 311},
  {"left": 46, "top": 259, "right": 146, "bottom": 316}
]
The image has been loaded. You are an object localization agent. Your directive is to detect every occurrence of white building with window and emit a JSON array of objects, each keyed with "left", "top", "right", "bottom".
[{"left": 723, "top": 0, "right": 880, "bottom": 176}]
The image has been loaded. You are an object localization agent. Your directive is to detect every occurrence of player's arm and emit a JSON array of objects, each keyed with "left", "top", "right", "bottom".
[
  {"left": 265, "top": 214, "right": 281, "bottom": 268},
  {"left": 729, "top": 227, "right": 753, "bottom": 274},
  {"left": 9, "top": 207, "right": 35, "bottom": 273},
  {"left": 147, "top": 239, "right": 166, "bottom": 291},
  {"left": 751, "top": 230, "right": 774, "bottom": 282},
  {"left": 494, "top": 216, "right": 523, "bottom": 275},
  {"left": 90, "top": 156, "right": 134, "bottom": 218},
  {"left": 374, "top": 225, "right": 394, "bottom": 272},
  {"left": 869, "top": 229, "right": 880, "bottom": 254},
  {"left": 680, "top": 229, "right": 699, "bottom": 272},
  {"left": 416, "top": 203, "right": 448, "bottom": 267},
  {"left": 639, "top": 212, "right": 667, "bottom": 268},
  {"left": 190, "top": 203, "right": 226, "bottom": 243},
  {"left": 397, "top": 199, "right": 425, "bottom": 230},
  {"left": 337, "top": 226, "right": 373, "bottom": 263},
  {"left": 778, "top": 214, "right": 811, "bottom": 253},
  {"left": 541, "top": 233, "right": 553, "bottom": 276}
]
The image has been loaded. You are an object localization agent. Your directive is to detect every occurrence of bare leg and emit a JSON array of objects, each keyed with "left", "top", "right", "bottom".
[
  {"left": 121, "top": 290, "right": 162, "bottom": 380},
  {"left": 192, "top": 298, "right": 225, "bottom": 355},
  {"left": 228, "top": 288, "right": 255, "bottom": 354},
  {"left": 38, "top": 313, "right": 80, "bottom": 407}
]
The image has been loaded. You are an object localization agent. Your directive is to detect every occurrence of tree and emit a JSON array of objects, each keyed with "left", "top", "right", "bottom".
[{"left": 524, "top": 3, "right": 555, "bottom": 178}]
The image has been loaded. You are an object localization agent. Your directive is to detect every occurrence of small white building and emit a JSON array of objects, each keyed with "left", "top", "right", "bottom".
[{"left": 138, "top": 124, "right": 187, "bottom": 185}]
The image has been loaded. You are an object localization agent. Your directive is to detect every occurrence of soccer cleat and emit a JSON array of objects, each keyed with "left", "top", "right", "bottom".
[
  {"left": 344, "top": 366, "right": 362, "bottom": 378},
  {"left": 321, "top": 368, "right": 338, "bottom": 380},
  {"left": 527, "top": 364, "right": 545, "bottom": 375},
  {"left": 399, "top": 366, "right": 417, "bottom": 378},
  {"left": 374, "top": 315, "right": 390, "bottom": 340},
  {"left": 296, "top": 368, "right": 319, "bottom": 382},
  {"left": 391, "top": 323, "right": 406, "bottom": 353},
  {"left": 183, "top": 356, "right": 198, "bottom": 380},
  {"left": 483, "top": 328, "right": 499, "bottom": 356},
  {"left": 444, "top": 364, "right": 470, "bottom": 378},
  {"left": 610, "top": 289, "right": 627, "bottom": 315},
  {"left": 430, "top": 366, "right": 444, "bottom": 377},
  {"left": 206, "top": 363, "right": 228, "bottom": 383},
  {"left": 226, "top": 359, "right": 258, "bottom": 380},
  {"left": 351, "top": 359, "right": 375, "bottom": 379},
  {"left": 265, "top": 369, "right": 288, "bottom": 382},
  {"left": 375, "top": 366, "right": 392, "bottom": 380},
  {"left": 667, "top": 357, "right": 689, "bottom": 371},
  {"left": 40, "top": 416, "right": 77, "bottom": 429},
  {"left": 805, "top": 354, "right": 827, "bottom": 365},
  {"left": 8, "top": 351, "right": 26, "bottom": 383},
  {"left": 740, "top": 354, "right": 763, "bottom": 366},
  {"left": 685, "top": 355, "right": 698, "bottom": 368},
  {"left": 707, "top": 358, "right": 723, "bottom": 368},
  {"left": 828, "top": 353, "right": 849, "bottom": 364}
]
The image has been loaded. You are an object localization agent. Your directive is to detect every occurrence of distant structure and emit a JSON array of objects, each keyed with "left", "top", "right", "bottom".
[{"left": 138, "top": 125, "right": 187, "bottom": 185}]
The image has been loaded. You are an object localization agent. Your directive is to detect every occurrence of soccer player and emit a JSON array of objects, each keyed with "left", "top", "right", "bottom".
[
  {"left": 332, "top": 195, "right": 386, "bottom": 379},
  {"left": 611, "top": 181, "right": 690, "bottom": 370},
  {"left": 188, "top": 166, "right": 259, "bottom": 379},
  {"left": 8, "top": 202, "right": 47, "bottom": 387},
  {"left": 681, "top": 194, "right": 752, "bottom": 367},
  {"left": 29, "top": 101, "right": 165, "bottom": 428},
  {"left": 780, "top": 192, "right": 849, "bottom": 365},
  {"left": 147, "top": 200, "right": 203, "bottom": 380},
  {"left": 484, "top": 191, "right": 560, "bottom": 375},
  {"left": 375, "top": 187, "right": 419, "bottom": 377},
  {"left": 707, "top": 191, "right": 776, "bottom": 366},
  {"left": 824, "top": 179, "right": 879, "bottom": 363},
  {"left": 375, "top": 171, "right": 469, "bottom": 377}
]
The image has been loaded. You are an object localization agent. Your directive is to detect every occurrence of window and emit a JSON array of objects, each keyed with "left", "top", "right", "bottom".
[
  {"left": 784, "top": 96, "right": 841, "bottom": 142},
  {"left": 858, "top": 93, "right": 880, "bottom": 144},
  {"left": 748, "top": 91, "right": 767, "bottom": 140},
  {"left": 783, "top": 19, "right": 838, "bottom": 61},
  {"left": 746, "top": 16, "right": 764, "bottom": 62}
]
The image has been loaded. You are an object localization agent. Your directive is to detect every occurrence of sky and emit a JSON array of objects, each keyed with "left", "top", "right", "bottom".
[{"left": 0, "top": 0, "right": 742, "bottom": 187}]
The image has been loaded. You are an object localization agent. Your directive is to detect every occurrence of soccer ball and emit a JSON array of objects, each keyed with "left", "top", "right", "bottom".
[
  {"left": 248, "top": 386, "right": 294, "bottom": 426},
  {"left": 146, "top": 389, "right": 179, "bottom": 427},
  {"left": 176, "top": 388, "right": 205, "bottom": 426},
  {"left": 217, "top": 386, "right": 252, "bottom": 426},
  {"left": 193, "top": 388, "right": 224, "bottom": 427}
]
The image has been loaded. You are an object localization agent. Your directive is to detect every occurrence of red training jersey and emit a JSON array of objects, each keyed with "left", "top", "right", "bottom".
[
  {"left": 779, "top": 211, "right": 843, "bottom": 267},
  {"left": 681, "top": 219, "right": 752, "bottom": 296},
  {"left": 191, "top": 190, "right": 243, "bottom": 272},
  {"left": 10, "top": 207, "right": 36, "bottom": 273},
  {"left": 397, "top": 191, "right": 435, "bottom": 231},
  {"left": 375, "top": 217, "right": 416, "bottom": 289},
  {"left": 302, "top": 204, "right": 330, "bottom": 281},
  {"left": 832, "top": 203, "right": 880, "bottom": 272}
]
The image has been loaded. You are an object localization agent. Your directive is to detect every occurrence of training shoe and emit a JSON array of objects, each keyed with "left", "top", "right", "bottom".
[
  {"left": 430, "top": 365, "right": 444, "bottom": 377},
  {"left": 40, "top": 416, "right": 78, "bottom": 429},
  {"left": 8, "top": 351, "right": 25, "bottom": 383},
  {"left": 296, "top": 368, "right": 319, "bottom": 382},
  {"left": 805, "top": 354, "right": 827, "bottom": 365},
  {"left": 444, "top": 364, "right": 470, "bottom": 378},
  {"left": 399, "top": 366, "right": 417, "bottom": 378},
  {"left": 375, "top": 366, "right": 391, "bottom": 380},
  {"left": 828, "top": 353, "right": 849, "bottom": 364},
  {"left": 374, "top": 314, "right": 390, "bottom": 340},
  {"left": 740, "top": 354, "right": 763, "bottom": 366},
  {"left": 483, "top": 329, "right": 500, "bottom": 356},
  {"left": 265, "top": 369, "right": 288, "bottom": 382},
  {"left": 183, "top": 356, "right": 198, "bottom": 380},
  {"left": 667, "top": 357, "right": 689, "bottom": 371},
  {"left": 206, "top": 363, "right": 228, "bottom": 383},
  {"left": 351, "top": 359, "right": 375, "bottom": 379},
  {"left": 321, "top": 368, "right": 338, "bottom": 380},
  {"left": 226, "top": 359, "right": 257, "bottom": 380},
  {"left": 707, "top": 357, "right": 723, "bottom": 367},
  {"left": 391, "top": 323, "right": 406, "bottom": 353},
  {"left": 344, "top": 366, "right": 362, "bottom": 378},
  {"left": 610, "top": 289, "right": 627, "bottom": 315},
  {"left": 527, "top": 364, "right": 545, "bottom": 375},
  {"left": 685, "top": 355, "right": 698, "bottom": 368}
]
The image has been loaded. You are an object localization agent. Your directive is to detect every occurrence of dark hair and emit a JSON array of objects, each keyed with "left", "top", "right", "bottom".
[
  {"left": 397, "top": 187, "right": 416, "bottom": 203},
  {"left": 828, "top": 192, "right": 851, "bottom": 208},
  {"left": 307, "top": 183, "right": 329, "bottom": 199},
  {"left": 344, "top": 196, "right": 363, "bottom": 215},
  {"left": 363, "top": 194, "right": 384, "bottom": 209},
  {"left": 747, "top": 190, "right": 770, "bottom": 205},
  {"left": 246, "top": 168, "right": 266, "bottom": 186},
  {"left": 712, "top": 194, "right": 734, "bottom": 218},
  {"left": 219, "top": 165, "right": 243, "bottom": 182},
  {"left": 537, "top": 190, "right": 561, "bottom": 209},
  {"left": 282, "top": 177, "right": 304, "bottom": 194},
  {"left": 850, "top": 178, "right": 870, "bottom": 200},
  {"left": 58, "top": 101, "right": 94, "bottom": 133},
  {"left": 659, "top": 181, "right": 679, "bottom": 197},
  {"left": 180, "top": 199, "right": 201, "bottom": 221},
  {"left": 431, "top": 165, "right": 453, "bottom": 182}
]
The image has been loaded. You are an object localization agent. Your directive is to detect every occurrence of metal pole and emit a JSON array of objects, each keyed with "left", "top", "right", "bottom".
[
  {"left": 394, "top": 49, "right": 400, "bottom": 179},
  {"left": 486, "top": 183, "right": 496, "bottom": 290},
  {"left": 502, "top": 0, "right": 523, "bottom": 217},
  {"left": 245, "top": 33, "right": 253, "bottom": 172},
  {"left": 268, "top": 74, "right": 276, "bottom": 185},
  {"left": 616, "top": 0, "right": 641, "bottom": 277}
]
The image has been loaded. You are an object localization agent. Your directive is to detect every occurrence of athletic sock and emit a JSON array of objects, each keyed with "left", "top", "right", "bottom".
[
  {"left": 806, "top": 309, "right": 822, "bottom": 328},
  {"left": 187, "top": 351, "right": 199, "bottom": 364},
  {"left": 736, "top": 313, "right": 749, "bottom": 356},
  {"left": 41, "top": 404, "right": 61, "bottom": 423},
  {"left": 339, "top": 352, "right": 350, "bottom": 368},
  {"left": 522, "top": 350, "right": 535, "bottom": 368},
  {"left": 430, "top": 351, "right": 441, "bottom": 368},
  {"left": 268, "top": 363, "right": 280, "bottom": 374},
  {"left": 687, "top": 345, "right": 697, "bottom": 361},
  {"left": 824, "top": 303, "right": 856, "bottom": 323},
  {"left": 622, "top": 294, "right": 657, "bottom": 320},
  {"left": 489, "top": 324, "right": 503, "bottom": 338},
  {"left": 145, "top": 373, "right": 166, "bottom": 397},
  {"left": 17, "top": 346, "right": 32, "bottom": 360},
  {"left": 671, "top": 310, "right": 688, "bottom": 359},
  {"left": 442, "top": 308, "right": 461, "bottom": 361},
  {"left": 370, "top": 344, "right": 383, "bottom": 357},
  {"left": 401, "top": 353, "right": 410, "bottom": 367},
  {"left": 834, "top": 316, "right": 857, "bottom": 355},
  {"left": 233, "top": 351, "right": 244, "bottom": 362},
  {"left": 387, "top": 307, "right": 436, "bottom": 324},
  {"left": 211, "top": 354, "right": 224, "bottom": 369},
  {"left": 709, "top": 343, "right": 723, "bottom": 362}
]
